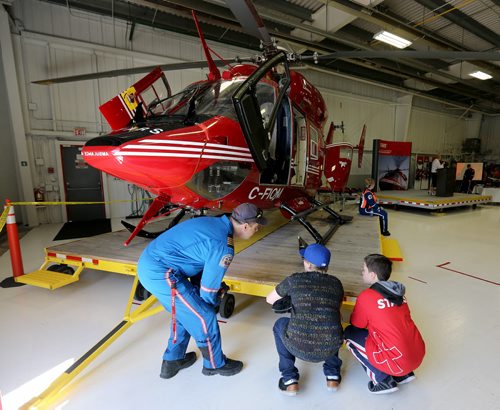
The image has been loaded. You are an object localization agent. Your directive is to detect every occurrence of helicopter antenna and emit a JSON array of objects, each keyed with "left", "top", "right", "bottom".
[
  {"left": 356, "top": 124, "right": 366, "bottom": 168},
  {"left": 326, "top": 122, "right": 335, "bottom": 145},
  {"left": 192, "top": 10, "right": 220, "bottom": 80}
]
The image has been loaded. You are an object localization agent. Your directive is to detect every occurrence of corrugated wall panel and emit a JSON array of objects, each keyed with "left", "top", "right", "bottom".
[
  {"left": 320, "top": 88, "right": 396, "bottom": 177},
  {"left": 479, "top": 117, "right": 500, "bottom": 158},
  {"left": 408, "top": 109, "right": 466, "bottom": 154}
]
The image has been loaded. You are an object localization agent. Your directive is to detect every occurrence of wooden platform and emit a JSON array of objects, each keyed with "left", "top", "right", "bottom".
[
  {"left": 228, "top": 208, "right": 380, "bottom": 298},
  {"left": 377, "top": 189, "right": 492, "bottom": 210},
  {"left": 22, "top": 207, "right": 380, "bottom": 298}
]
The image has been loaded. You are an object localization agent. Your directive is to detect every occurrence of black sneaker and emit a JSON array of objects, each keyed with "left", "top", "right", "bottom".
[
  {"left": 368, "top": 377, "right": 398, "bottom": 394},
  {"left": 382, "top": 231, "right": 391, "bottom": 236},
  {"left": 326, "top": 375, "right": 342, "bottom": 392},
  {"left": 202, "top": 358, "right": 243, "bottom": 376},
  {"left": 160, "top": 352, "right": 197, "bottom": 379},
  {"left": 279, "top": 377, "right": 299, "bottom": 396},
  {"left": 393, "top": 372, "right": 416, "bottom": 385}
]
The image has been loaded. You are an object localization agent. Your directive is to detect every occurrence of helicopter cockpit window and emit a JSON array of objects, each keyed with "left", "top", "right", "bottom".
[
  {"left": 186, "top": 161, "right": 252, "bottom": 201},
  {"left": 147, "top": 86, "right": 200, "bottom": 117},
  {"left": 146, "top": 79, "right": 268, "bottom": 123},
  {"left": 310, "top": 126, "right": 319, "bottom": 160},
  {"left": 255, "top": 84, "right": 275, "bottom": 128}
]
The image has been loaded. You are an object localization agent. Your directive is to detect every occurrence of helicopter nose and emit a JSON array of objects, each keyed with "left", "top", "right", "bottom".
[
  {"left": 81, "top": 144, "right": 116, "bottom": 170},
  {"left": 82, "top": 134, "right": 131, "bottom": 172},
  {"left": 85, "top": 135, "right": 123, "bottom": 147}
]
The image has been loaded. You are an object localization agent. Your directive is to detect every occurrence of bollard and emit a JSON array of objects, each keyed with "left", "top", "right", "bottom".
[{"left": 0, "top": 200, "right": 26, "bottom": 288}]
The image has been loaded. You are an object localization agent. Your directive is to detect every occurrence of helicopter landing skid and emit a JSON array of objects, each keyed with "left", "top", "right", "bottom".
[
  {"left": 121, "top": 208, "right": 189, "bottom": 243},
  {"left": 121, "top": 220, "right": 166, "bottom": 240},
  {"left": 281, "top": 200, "right": 351, "bottom": 245}
]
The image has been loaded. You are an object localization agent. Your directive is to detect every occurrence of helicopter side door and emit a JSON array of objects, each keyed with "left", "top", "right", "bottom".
[{"left": 232, "top": 52, "right": 290, "bottom": 173}]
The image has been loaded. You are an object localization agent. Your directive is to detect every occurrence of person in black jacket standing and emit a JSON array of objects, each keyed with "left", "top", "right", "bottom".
[
  {"left": 461, "top": 164, "right": 475, "bottom": 193},
  {"left": 266, "top": 244, "right": 344, "bottom": 396}
]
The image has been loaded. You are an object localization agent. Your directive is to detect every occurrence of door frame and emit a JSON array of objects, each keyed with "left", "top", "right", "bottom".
[{"left": 55, "top": 140, "right": 110, "bottom": 222}]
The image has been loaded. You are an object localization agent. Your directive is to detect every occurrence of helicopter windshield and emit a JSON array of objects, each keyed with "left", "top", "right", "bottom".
[{"left": 147, "top": 79, "right": 275, "bottom": 123}]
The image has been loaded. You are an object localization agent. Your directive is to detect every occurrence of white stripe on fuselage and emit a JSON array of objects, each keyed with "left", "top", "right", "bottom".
[
  {"left": 139, "top": 139, "right": 250, "bottom": 152},
  {"left": 122, "top": 145, "right": 252, "bottom": 156},
  {"left": 115, "top": 151, "right": 253, "bottom": 162}
]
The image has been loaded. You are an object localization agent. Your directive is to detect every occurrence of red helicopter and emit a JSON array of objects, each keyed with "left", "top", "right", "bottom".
[{"left": 39, "top": 2, "right": 366, "bottom": 246}]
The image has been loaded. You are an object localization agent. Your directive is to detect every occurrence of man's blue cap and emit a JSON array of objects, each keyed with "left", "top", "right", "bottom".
[{"left": 299, "top": 244, "right": 331, "bottom": 268}]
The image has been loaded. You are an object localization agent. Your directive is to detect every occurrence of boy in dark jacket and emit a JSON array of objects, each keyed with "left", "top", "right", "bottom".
[
  {"left": 345, "top": 254, "right": 425, "bottom": 394},
  {"left": 359, "top": 178, "right": 390, "bottom": 236},
  {"left": 266, "top": 244, "right": 344, "bottom": 396}
]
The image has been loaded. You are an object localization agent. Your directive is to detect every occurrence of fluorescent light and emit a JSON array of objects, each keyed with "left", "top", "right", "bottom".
[
  {"left": 373, "top": 31, "right": 412, "bottom": 49},
  {"left": 469, "top": 71, "right": 492, "bottom": 80}
]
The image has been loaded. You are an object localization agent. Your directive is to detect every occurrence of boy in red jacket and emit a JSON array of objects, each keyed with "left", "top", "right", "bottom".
[{"left": 345, "top": 254, "right": 425, "bottom": 394}]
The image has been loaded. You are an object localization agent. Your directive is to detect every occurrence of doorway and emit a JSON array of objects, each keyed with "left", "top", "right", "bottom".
[{"left": 60, "top": 144, "right": 105, "bottom": 221}]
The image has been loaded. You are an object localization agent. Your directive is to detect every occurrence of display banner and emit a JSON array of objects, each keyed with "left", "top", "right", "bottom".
[{"left": 372, "top": 139, "right": 412, "bottom": 190}]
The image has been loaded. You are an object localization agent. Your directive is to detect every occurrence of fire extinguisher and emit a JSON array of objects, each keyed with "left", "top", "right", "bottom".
[{"left": 34, "top": 187, "right": 45, "bottom": 202}]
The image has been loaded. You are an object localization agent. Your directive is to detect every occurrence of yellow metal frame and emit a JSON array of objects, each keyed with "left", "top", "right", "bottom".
[
  {"left": 20, "top": 210, "right": 363, "bottom": 408},
  {"left": 21, "top": 277, "right": 163, "bottom": 410},
  {"left": 224, "top": 279, "right": 275, "bottom": 297},
  {"left": 45, "top": 253, "right": 137, "bottom": 276}
]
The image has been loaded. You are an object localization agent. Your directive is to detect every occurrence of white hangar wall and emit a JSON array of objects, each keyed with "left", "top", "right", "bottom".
[
  {"left": 479, "top": 116, "right": 500, "bottom": 159},
  {"left": 3, "top": 0, "right": 498, "bottom": 223}
]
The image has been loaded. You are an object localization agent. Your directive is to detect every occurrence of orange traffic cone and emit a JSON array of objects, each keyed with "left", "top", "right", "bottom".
[{"left": 0, "top": 200, "right": 26, "bottom": 288}]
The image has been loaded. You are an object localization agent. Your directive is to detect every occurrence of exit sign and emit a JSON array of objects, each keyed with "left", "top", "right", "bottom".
[{"left": 74, "top": 127, "right": 86, "bottom": 136}]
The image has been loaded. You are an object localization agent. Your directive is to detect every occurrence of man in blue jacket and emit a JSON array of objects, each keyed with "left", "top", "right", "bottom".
[{"left": 138, "top": 203, "right": 267, "bottom": 379}]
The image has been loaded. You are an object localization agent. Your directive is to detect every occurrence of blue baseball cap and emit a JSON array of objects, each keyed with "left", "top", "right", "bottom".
[{"left": 299, "top": 244, "right": 331, "bottom": 268}]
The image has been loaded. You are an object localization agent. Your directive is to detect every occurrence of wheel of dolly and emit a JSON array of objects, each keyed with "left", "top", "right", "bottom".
[
  {"left": 134, "top": 281, "right": 151, "bottom": 301},
  {"left": 219, "top": 293, "right": 235, "bottom": 318}
]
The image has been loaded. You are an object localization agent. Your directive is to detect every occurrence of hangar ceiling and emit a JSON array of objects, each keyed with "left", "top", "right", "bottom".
[{"left": 19, "top": 0, "right": 500, "bottom": 114}]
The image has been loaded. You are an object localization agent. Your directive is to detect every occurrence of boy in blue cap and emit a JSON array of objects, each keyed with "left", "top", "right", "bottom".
[{"left": 266, "top": 244, "right": 344, "bottom": 396}]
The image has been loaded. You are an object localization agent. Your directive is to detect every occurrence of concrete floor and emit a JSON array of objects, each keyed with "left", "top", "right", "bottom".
[{"left": 0, "top": 205, "right": 499, "bottom": 410}]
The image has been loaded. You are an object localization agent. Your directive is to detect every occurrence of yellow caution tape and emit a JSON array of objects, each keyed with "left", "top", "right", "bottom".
[
  {"left": 0, "top": 205, "right": 10, "bottom": 233},
  {"left": 0, "top": 198, "right": 153, "bottom": 234},
  {"left": 8, "top": 198, "right": 152, "bottom": 206}
]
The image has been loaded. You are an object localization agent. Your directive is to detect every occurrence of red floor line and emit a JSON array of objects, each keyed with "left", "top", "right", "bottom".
[
  {"left": 408, "top": 276, "right": 427, "bottom": 284},
  {"left": 436, "top": 262, "right": 499, "bottom": 286}
]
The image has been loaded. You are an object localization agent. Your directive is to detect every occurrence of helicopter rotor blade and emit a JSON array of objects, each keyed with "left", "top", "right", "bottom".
[
  {"left": 32, "top": 58, "right": 252, "bottom": 85},
  {"left": 225, "top": 0, "right": 273, "bottom": 49},
  {"left": 302, "top": 50, "right": 500, "bottom": 61}
]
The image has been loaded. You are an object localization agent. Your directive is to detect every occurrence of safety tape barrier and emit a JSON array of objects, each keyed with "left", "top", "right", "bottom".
[
  {"left": 0, "top": 207, "right": 7, "bottom": 234},
  {"left": 0, "top": 198, "right": 153, "bottom": 234}
]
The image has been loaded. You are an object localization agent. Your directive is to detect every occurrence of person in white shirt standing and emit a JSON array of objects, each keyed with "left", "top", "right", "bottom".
[{"left": 430, "top": 155, "right": 444, "bottom": 195}]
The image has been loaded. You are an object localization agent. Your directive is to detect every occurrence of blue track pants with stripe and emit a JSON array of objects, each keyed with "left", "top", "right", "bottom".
[
  {"left": 138, "top": 257, "right": 225, "bottom": 369},
  {"left": 359, "top": 206, "right": 388, "bottom": 233}
]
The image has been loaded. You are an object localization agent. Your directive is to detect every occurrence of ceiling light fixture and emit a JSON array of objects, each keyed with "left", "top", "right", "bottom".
[
  {"left": 373, "top": 31, "right": 412, "bottom": 49},
  {"left": 469, "top": 71, "right": 492, "bottom": 80}
]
